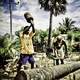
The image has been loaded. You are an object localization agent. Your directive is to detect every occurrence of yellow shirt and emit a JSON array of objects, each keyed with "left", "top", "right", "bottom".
[{"left": 19, "top": 31, "right": 35, "bottom": 54}]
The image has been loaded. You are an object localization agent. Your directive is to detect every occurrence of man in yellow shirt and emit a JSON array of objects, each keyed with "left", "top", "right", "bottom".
[{"left": 17, "top": 12, "right": 35, "bottom": 72}]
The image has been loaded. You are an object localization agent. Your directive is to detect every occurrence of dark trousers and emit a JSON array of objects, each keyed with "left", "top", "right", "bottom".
[
  {"left": 17, "top": 54, "right": 34, "bottom": 72},
  {"left": 56, "top": 59, "right": 64, "bottom": 65}
]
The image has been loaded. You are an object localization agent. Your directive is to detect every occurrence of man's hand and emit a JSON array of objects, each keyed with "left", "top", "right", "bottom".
[{"left": 30, "top": 20, "right": 34, "bottom": 25}]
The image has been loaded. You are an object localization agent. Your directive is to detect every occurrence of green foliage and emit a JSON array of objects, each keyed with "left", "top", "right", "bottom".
[
  {"left": 74, "top": 35, "right": 80, "bottom": 42},
  {"left": 72, "top": 27, "right": 80, "bottom": 32},
  {"left": 57, "top": 26, "right": 67, "bottom": 34},
  {"left": 15, "top": 27, "right": 24, "bottom": 37},
  {"left": 33, "top": 29, "right": 48, "bottom": 52},
  {"left": 59, "top": 17, "right": 75, "bottom": 33},
  {"left": 67, "top": 33, "right": 72, "bottom": 41},
  {"left": 67, "top": 30, "right": 80, "bottom": 52},
  {"left": 0, "top": 33, "right": 17, "bottom": 59},
  {"left": 52, "top": 29, "right": 60, "bottom": 37},
  {"left": 38, "top": 0, "right": 67, "bottom": 16},
  {"left": 39, "top": 30, "right": 47, "bottom": 38}
]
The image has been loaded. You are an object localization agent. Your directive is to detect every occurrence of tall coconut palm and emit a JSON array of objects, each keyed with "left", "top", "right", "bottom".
[
  {"left": 59, "top": 17, "right": 75, "bottom": 33},
  {"left": 38, "top": 0, "right": 67, "bottom": 56},
  {"left": 38, "top": 0, "right": 67, "bottom": 49}
]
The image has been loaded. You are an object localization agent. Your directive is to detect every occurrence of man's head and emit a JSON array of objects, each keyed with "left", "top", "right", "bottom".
[
  {"left": 24, "top": 12, "right": 33, "bottom": 23},
  {"left": 57, "top": 36, "right": 62, "bottom": 42},
  {"left": 23, "top": 26, "right": 30, "bottom": 35}
]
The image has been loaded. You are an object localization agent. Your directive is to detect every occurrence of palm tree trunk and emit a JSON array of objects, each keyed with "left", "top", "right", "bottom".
[
  {"left": 9, "top": 0, "right": 12, "bottom": 40},
  {"left": 14, "top": 62, "right": 80, "bottom": 80},
  {"left": 47, "top": 11, "right": 53, "bottom": 48}
]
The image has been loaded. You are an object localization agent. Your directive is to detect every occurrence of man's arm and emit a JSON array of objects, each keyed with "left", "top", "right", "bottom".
[
  {"left": 53, "top": 42, "right": 58, "bottom": 57},
  {"left": 63, "top": 40, "right": 68, "bottom": 57},
  {"left": 30, "top": 20, "right": 35, "bottom": 33},
  {"left": 29, "top": 20, "right": 35, "bottom": 37}
]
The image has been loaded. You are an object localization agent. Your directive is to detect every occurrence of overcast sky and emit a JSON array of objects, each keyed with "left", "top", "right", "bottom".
[{"left": 0, "top": 0, "right": 80, "bottom": 35}]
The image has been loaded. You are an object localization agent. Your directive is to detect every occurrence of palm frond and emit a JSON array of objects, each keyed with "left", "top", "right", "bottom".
[{"left": 38, "top": 0, "right": 67, "bottom": 16}]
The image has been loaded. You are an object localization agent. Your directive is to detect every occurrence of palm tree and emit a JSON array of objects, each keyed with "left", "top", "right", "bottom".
[
  {"left": 56, "top": 26, "right": 64, "bottom": 34},
  {"left": 59, "top": 17, "right": 75, "bottom": 33},
  {"left": 38, "top": 0, "right": 67, "bottom": 49},
  {"left": 59, "top": 18, "right": 75, "bottom": 53}
]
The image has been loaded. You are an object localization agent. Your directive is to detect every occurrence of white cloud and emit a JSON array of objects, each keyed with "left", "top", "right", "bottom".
[{"left": 0, "top": 0, "right": 80, "bottom": 35}]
